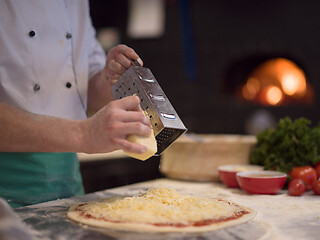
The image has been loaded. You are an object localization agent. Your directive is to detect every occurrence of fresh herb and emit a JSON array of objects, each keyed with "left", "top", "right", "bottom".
[{"left": 249, "top": 117, "right": 320, "bottom": 174}]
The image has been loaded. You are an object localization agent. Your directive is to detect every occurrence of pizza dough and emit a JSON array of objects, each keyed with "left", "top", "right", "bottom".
[
  {"left": 124, "top": 128, "right": 157, "bottom": 161},
  {"left": 67, "top": 187, "right": 256, "bottom": 233}
]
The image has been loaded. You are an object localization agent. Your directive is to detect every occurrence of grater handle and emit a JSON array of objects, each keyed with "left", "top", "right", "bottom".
[{"left": 130, "top": 58, "right": 141, "bottom": 67}]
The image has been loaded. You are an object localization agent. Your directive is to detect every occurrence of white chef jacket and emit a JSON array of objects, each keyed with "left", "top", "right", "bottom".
[{"left": 0, "top": 0, "right": 106, "bottom": 120}]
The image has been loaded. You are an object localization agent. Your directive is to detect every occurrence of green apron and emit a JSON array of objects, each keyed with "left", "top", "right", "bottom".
[{"left": 0, "top": 152, "right": 84, "bottom": 208}]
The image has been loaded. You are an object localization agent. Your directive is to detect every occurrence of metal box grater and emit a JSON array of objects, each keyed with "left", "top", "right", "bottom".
[{"left": 112, "top": 60, "right": 187, "bottom": 155}]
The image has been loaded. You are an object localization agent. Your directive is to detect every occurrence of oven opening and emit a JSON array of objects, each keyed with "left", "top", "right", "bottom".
[{"left": 225, "top": 57, "right": 314, "bottom": 106}]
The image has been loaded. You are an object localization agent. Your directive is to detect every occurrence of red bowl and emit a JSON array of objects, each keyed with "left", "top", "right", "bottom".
[
  {"left": 218, "top": 164, "right": 264, "bottom": 188},
  {"left": 236, "top": 170, "right": 287, "bottom": 194}
]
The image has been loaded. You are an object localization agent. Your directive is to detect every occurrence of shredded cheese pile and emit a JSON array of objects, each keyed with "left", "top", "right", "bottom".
[{"left": 77, "top": 187, "right": 244, "bottom": 225}]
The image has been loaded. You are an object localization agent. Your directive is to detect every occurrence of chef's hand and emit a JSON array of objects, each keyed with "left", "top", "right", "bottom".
[
  {"left": 103, "top": 44, "right": 143, "bottom": 85},
  {"left": 81, "top": 95, "right": 151, "bottom": 154},
  {"left": 87, "top": 44, "right": 143, "bottom": 112}
]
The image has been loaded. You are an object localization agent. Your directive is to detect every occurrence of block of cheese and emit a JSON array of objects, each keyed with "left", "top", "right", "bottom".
[{"left": 124, "top": 129, "right": 157, "bottom": 161}]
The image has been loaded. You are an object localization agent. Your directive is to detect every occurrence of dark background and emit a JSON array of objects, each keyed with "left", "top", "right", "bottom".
[
  {"left": 89, "top": 0, "right": 320, "bottom": 133},
  {"left": 81, "top": 0, "right": 320, "bottom": 193}
]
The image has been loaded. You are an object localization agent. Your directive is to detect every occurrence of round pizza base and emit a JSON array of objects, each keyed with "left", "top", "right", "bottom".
[{"left": 67, "top": 204, "right": 256, "bottom": 233}]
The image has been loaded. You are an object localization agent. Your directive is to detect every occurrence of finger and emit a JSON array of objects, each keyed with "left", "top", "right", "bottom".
[
  {"left": 117, "top": 111, "right": 150, "bottom": 126},
  {"left": 119, "top": 121, "right": 151, "bottom": 137},
  {"left": 115, "top": 54, "right": 132, "bottom": 69},
  {"left": 114, "top": 44, "right": 132, "bottom": 52},
  {"left": 117, "top": 45, "right": 143, "bottom": 66},
  {"left": 109, "top": 59, "right": 127, "bottom": 75},
  {"left": 115, "top": 138, "right": 147, "bottom": 154},
  {"left": 137, "top": 57, "right": 143, "bottom": 66},
  {"left": 114, "top": 96, "right": 141, "bottom": 111},
  {"left": 122, "top": 48, "right": 139, "bottom": 61}
]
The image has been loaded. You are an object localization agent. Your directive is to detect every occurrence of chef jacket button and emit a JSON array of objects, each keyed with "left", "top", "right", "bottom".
[
  {"left": 33, "top": 83, "right": 40, "bottom": 92},
  {"left": 66, "top": 82, "right": 72, "bottom": 88},
  {"left": 66, "top": 33, "right": 72, "bottom": 39},
  {"left": 29, "top": 31, "right": 36, "bottom": 37}
]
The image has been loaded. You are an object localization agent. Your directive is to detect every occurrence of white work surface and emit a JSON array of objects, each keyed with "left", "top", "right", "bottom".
[{"left": 15, "top": 178, "right": 320, "bottom": 240}]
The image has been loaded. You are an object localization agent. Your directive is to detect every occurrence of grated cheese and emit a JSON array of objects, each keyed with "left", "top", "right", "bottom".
[{"left": 76, "top": 187, "right": 245, "bottom": 225}]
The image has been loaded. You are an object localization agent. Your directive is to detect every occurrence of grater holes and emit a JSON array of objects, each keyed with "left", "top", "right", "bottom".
[
  {"left": 155, "top": 128, "right": 186, "bottom": 155},
  {"left": 157, "top": 128, "right": 176, "bottom": 142}
]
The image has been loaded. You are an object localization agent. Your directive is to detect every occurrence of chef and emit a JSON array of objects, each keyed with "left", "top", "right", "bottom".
[{"left": 0, "top": 1, "right": 151, "bottom": 208}]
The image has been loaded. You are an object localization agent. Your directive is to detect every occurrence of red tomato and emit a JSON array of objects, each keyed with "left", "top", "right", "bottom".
[
  {"left": 315, "top": 162, "right": 320, "bottom": 179},
  {"left": 288, "top": 179, "right": 306, "bottom": 196},
  {"left": 289, "top": 166, "right": 317, "bottom": 190},
  {"left": 312, "top": 179, "right": 320, "bottom": 195}
]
